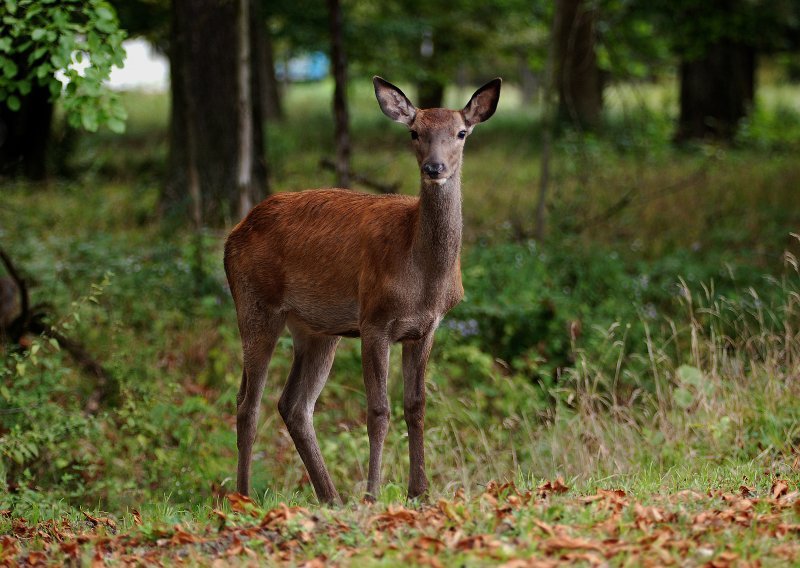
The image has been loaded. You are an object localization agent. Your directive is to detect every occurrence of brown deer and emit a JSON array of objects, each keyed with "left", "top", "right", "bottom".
[{"left": 224, "top": 76, "right": 501, "bottom": 504}]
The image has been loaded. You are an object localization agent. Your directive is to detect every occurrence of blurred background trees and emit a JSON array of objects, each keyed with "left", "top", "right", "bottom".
[{"left": 1, "top": 0, "right": 800, "bottom": 221}]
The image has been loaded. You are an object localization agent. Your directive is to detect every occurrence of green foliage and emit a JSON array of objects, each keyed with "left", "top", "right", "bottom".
[
  {"left": 2, "top": 78, "right": 800, "bottom": 526},
  {"left": 0, "top": 0, "right": 127, "bottom": 132}
]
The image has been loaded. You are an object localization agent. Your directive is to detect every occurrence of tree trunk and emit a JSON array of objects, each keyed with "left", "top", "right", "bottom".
[
  {"left": 416, "top": 29, "right": 445, "bottom": 109},
  {"left": 236, "top": 0, "right": 255, "bottom": 218},
  {"left": 676, "top": 41, "right": 756, "bottom": 142},
  {"left": 166, "top": 0, "right": 267, "bottom": 226},
  {"left": 417, "top": 79, "right": 445, "bottom": 110},
  {"left": 327, "top": 0, "right": 350, "bottom": 188},
  {"left": 0, "top": 79, "right": 53, "bottom": 180},
  {"left": 259, "top": 18, "right": 284, "bottom": 121},
  {"left": 553, "top": 0, "right": 602, "bottom": 130}
]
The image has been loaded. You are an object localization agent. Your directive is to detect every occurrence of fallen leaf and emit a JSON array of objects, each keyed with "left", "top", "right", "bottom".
[
  {"left": 537, "top": 478, "right": 569, "bottom": 498},
  {"left": 227, "top": 492, "right": 259, "bottom": 516},
  {"left": 739, "top": 485, "right": 756, "bottom": 498},
  {"left": 771, "top": 479, "right": 790, "bottom": 500},
  {"left": 540, "top": 536, "right": 604, "bottom": 553}
]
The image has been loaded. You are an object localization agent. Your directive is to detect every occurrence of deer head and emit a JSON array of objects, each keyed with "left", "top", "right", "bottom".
[{"left": 373, "top": 77, "right": 501, "bottom": 186}]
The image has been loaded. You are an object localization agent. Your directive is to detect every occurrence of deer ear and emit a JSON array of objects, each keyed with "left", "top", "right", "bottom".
[
  {"left": 373, "top": 76, "right": 417, "bottom": 126},
  {"left": 463, "top": 78, "right": 502, "bottom": 127}
]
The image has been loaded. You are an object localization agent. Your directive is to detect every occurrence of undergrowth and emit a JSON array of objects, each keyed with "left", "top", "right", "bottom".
[{"left": 1, "top": 78, "right": 800, "bottom": 535}]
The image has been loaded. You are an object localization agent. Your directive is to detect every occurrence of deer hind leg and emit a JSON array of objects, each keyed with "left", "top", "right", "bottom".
[
  {"left": 402, "top": 331, "right": 434, "bottom": 500},
  {"left": 236, "top": 309, "right": 286, "bottom": 496},
  {"left": 361, "top": 330, "right": 391, "bottom": 502},
  {"left": 278, "top": 325, "right": 341, "bottom": 505}
]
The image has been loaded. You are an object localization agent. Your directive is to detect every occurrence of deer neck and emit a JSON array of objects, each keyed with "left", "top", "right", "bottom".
[{"left": 413, "top": 170, "right": 463, "bottom": 275}]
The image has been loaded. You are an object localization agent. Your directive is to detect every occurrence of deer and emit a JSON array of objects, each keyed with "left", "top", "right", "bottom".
[{"left": 223, "top": 76, "right": 501, "bottom": 505}]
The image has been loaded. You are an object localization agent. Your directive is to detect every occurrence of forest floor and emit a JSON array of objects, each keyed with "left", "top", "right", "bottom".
[{"left": 6, "top": 476, "right": 800, "bottom": 566}]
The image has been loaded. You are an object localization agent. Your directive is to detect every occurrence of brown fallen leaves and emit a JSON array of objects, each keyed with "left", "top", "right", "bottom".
[{"left": 4, "top": 479, "right": 800, "bottom": 566}]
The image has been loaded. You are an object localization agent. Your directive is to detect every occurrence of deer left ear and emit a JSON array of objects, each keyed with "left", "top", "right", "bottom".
[
  {"left": 373, "top": 76, "right": 417, "bottom": 126},
  {"left": 462, "top": 78, "right": 502, "bottom": 127}
]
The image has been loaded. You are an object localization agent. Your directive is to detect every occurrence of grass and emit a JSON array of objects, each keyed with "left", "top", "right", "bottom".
[{"left": 2, "top": 71, "right": 800, "bottom": 564}]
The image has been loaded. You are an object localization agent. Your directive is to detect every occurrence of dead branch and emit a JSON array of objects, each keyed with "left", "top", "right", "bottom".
[
  {"left": 577, "top": 162, "right": 709, "bottom": 233},
  {"left": 320, "top": 158, "right": 399, "bottom": 194},
  {"left": 0, "top": 247, "right": 117, "bottom": 412}
]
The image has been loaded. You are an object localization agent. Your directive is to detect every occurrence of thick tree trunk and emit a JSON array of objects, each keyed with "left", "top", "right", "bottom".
[
  {"left": 553, "top": 0, "right": 602, "bottom": 130},
  {"left": 676, "top": 41, "right": 756, "bottom": 142},
  {"left": 0, "top": 80, "right": 53, "bottom": 180},
  {"left": 327, "top": 0, "right": 350, "bottom": 188},
  {"left": 166, "top": 0, "right": 267, "bottom": 226}
]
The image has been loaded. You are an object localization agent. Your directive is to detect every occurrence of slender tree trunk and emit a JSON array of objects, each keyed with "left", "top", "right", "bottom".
[
  {"left": 327, "top": 0, "right": 350, "bottom": 188},
  {"left": 534, "top": 21, "right": 558, "bottom": 241},
  {"left": 553, "top": 0, "right": 602, "bottom": 130},
  {"left": 166, "top": 0, "right": 267, "bottom": 225},
  {"left": 518, "top": 52, "right": 539, "bottom": 107},
  {"left": 676, "top": 41, "right": 756, "bottom": 142},
  {"left": 237, "top": 0, "right": 255, "bottom": 218},
  {"left": 416, "top": 30, "right": 445, "bottom": 109},
  {"left": 417, "top": 79, "right": 445, "bottom": 110},
  {"left": 0, "top": 76, "right": 53, "bottom": 180},
  {"left": 259, "top": 18, "right": 284, "bottom": 121}
]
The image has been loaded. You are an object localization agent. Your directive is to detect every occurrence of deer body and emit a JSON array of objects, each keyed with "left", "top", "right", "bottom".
[{"left": 224, "top": 77, "right": 501, "bottom": 504}]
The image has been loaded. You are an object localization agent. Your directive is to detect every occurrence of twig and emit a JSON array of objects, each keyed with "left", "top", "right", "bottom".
[
  {"left": 320, "top": 158, "right": 399, "bottom": 194},
  {"left": 578, "top": 162, "right": 709, "bottom": 232}
]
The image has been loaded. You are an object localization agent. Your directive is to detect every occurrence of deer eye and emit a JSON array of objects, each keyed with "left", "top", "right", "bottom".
[
  {"left": 410, "top": 130, "right": 419, "bottom": 140},
  {"left": 457, "top": 130, "right": 467, "bottom": 139}
]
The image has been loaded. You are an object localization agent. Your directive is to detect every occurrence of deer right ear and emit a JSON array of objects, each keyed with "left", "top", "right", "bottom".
[
  {"left": 373, "top": 76, "right": 416, "bottom": 126},
  {"left": 463, "top": 78, "right": 502, "bottom": 127}
]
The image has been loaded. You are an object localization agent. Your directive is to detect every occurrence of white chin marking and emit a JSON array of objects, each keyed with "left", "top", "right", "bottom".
[{"left": 430, "top": 177, "right": 448, "bottom": 186}]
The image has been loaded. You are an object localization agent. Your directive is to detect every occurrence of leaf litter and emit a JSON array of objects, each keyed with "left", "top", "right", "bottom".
[{"left": 4, "top": 479, "right": 800, "bottom": 565}]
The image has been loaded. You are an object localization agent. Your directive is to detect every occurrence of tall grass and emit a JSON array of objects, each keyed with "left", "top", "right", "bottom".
[{"left": 373, "top": 237, "right": 800, "bottom": 497}]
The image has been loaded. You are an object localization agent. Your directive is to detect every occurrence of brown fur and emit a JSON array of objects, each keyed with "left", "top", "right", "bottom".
[{"left": 224, "top": 76, "right": 501, "bottom": 504}]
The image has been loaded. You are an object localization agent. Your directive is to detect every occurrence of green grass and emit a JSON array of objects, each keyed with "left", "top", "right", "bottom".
[{"left": 2, "top": 72, "right": 800, "bottom": 564}]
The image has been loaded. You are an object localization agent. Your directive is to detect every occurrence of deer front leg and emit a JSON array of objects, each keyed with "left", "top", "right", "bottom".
[
  {"left": 361, "top": 332, "right": 391, "bottom": 502},
  {"left": 402, "top": 332, "right": 434, "bottom": 500}
]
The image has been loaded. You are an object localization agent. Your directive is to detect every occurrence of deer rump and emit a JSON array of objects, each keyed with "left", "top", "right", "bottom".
[{"left": 224, "top": 189, "right": 462, "bottom": 343}]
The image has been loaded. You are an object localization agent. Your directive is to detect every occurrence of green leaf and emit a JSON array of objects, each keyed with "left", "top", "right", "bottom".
[
  {"left": 96, "top": 6, "right": 115, "bottom": 21},
  {"left": 31, "top": 28, "right": 46, "bottom": 40},
  {"left": 677, "top": 365, "right": 704, "bottom": 387},
  {"left": 81, "top": 110, "right": 99, "bottom": 131},
  {"left": 106, "top": 116, "right": 125, "bottom": 134},
  {"left": 7, "top": 95, "right": 20, "bottom": 111},
  {"left": 2, "top": 57, "right": 18, "bottom": 78},
  {"left": 673, "top": 387, "right": 694, "bottom": 410}
]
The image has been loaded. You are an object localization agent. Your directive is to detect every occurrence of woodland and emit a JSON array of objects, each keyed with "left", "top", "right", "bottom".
[{"left": 1, "top": 0, "right": 800, "bottom": 564}]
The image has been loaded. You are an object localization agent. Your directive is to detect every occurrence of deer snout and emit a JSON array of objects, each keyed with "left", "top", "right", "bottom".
[{"left": 422, "top": 162, "right": 446, "bottom": 178}]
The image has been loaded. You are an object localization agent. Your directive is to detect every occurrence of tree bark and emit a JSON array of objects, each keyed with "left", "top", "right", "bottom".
[
  {"left": 416, "top": 30, "right": 445, "bottom": 109},
  {"left": 327, "top": 0, "right": 350, "bottom": 188},
  {"left": 676, "top": 41, "right": 756, "bottom": 142},
  {"left": 166, "top": 0, "right": 267, "bottom": 226},
  {"left": 237, "top": 0, "right": 255, "bottom": 218},
  {"left": 417, "top": 79, "right": 445, "bottom": 110},
  {"left": 553, "top": 0, "right": 602, "bottom": 130},
  {"left": 0, "top": 79, "right": 53, "bottom": 180},
  {"left": 259, "top": 18, "right": 284, "bottom": 121}
]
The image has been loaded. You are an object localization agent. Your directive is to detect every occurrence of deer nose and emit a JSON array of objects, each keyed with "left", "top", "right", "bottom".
[{"left": 422, "top": 162, "right": 445, "bottom": 177}]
